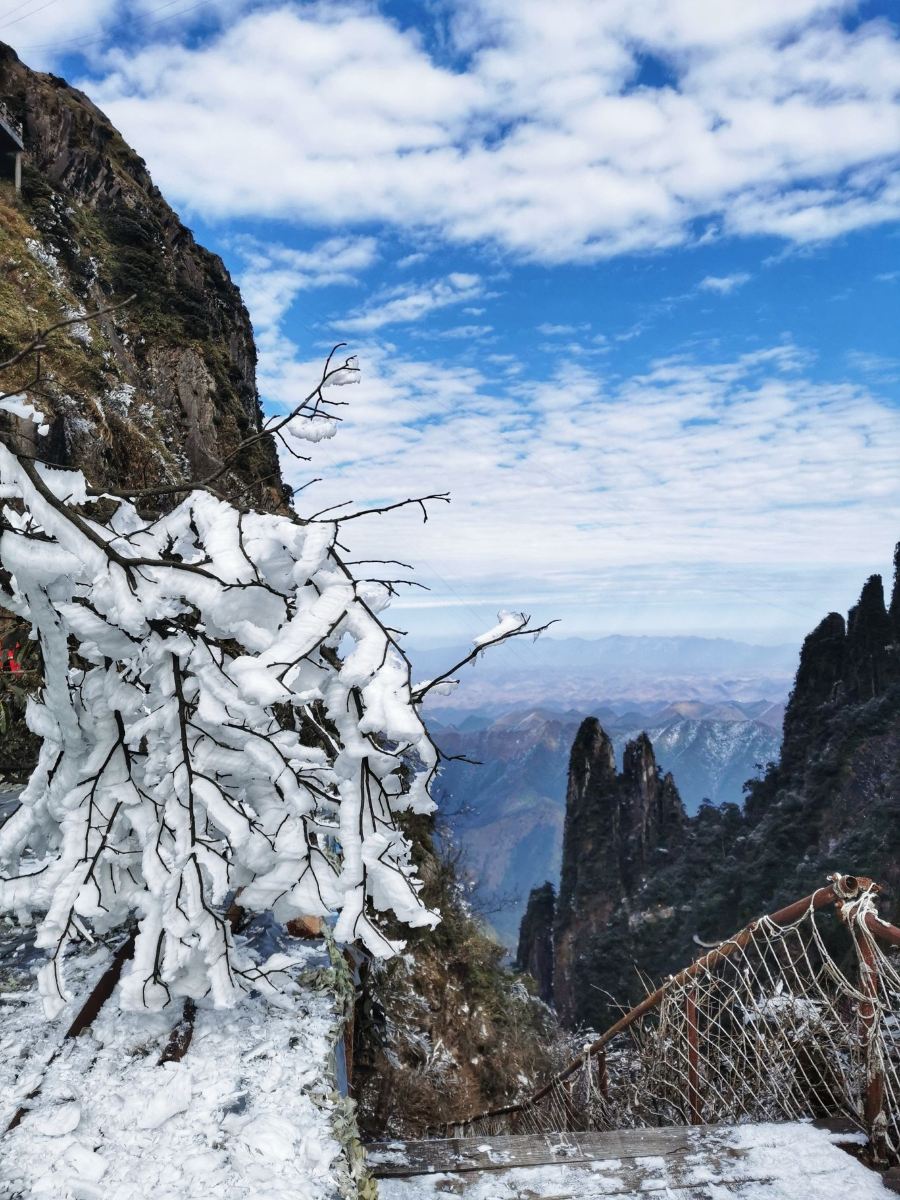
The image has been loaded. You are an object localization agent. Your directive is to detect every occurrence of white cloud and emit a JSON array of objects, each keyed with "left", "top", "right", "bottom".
[
  {"left": 263, "top": 336, "right": 900, "bottom": 637},
  {"left": 12, "top": 0, "right": 257, "bottom": 68},
  {"left": 537, "top": 322, "right": 590, "bottom": 335},
  {"left": 435, "top": 324, "right": 494, "bottom": 339},
  {"left": 236, "top": 234, "right": 377, "bottom": 331},
  {"left": 699, "top": 272, "right": 752, "bottom": 294},
  {"left": 74, "top": 2, "right": 900, "bottom": 263},
  {"left": 3, "top": 0, "right": 118, "bottom": 61},
  {"left": 232, "top": 233, "right": 377, "bottom": 408},
  {"left": 338, "top": 273, "right": 484, "bottom": 332},
  {"left": 845, "top": 349, "right": 900, "bottom": 382}
]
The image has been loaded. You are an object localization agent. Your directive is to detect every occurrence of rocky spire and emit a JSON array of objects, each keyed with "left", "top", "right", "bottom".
[
  {"left": 778, "top": 570, "right": 899, "bottom": 780},
  {"left": 552, "top": 718, "right": 686, "bottom": 1027},
  {"left": 779, "top": 611, "right": 846, "bottom": 774},
  {"left": 845, "top": 575, "right": 893, "bottom": 701},
  {"left": 553, "top": 718, "right": 619, "bottom": 1025},
  {"left": 620, "top": 733, "right": 685, "bottom": 890},
  {"left": 555, "top": 718, "right": 619, "bottom": 925},
  {"left": 515, "top": 882, "right": 555, "bottom": 1004}
]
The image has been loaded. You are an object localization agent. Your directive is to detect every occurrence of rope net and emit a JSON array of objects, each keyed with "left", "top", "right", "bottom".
[{"left": 454, "top": 875, "right": 900, "bottom": 1165}]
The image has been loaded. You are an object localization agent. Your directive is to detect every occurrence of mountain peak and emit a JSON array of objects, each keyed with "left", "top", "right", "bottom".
[
  {"left": 554, "top": 722, "right": 686, "bottom": 1025},
  {"left": 0, "top": 44, "right": 282, "bottom": 507}
]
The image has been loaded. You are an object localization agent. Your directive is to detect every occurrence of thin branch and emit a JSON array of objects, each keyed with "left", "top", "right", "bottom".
[
  {"left": 312, "top": 492, "right": 450, "bottom": 524},
  {"left": 0, "top": 295, "right": 137, "bottom": 374},
  {"left": 413, "top": 616, "right": 559, "bottom": 703}
]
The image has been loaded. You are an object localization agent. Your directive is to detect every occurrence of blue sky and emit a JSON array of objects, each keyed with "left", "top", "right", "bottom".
[{"left": 6, "top": 0, "right": 900, "bottom": 645}]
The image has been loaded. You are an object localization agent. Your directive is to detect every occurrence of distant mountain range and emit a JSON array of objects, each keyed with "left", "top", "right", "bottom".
[
  {"left": 431, "top": 697, "right": 783, "bottom": 948},
  {"left": 534, "top": 552, "right": 900, "bottom": 1029},
  {"left": 412, "top": 634, "right": 798, "bottom": 714}
]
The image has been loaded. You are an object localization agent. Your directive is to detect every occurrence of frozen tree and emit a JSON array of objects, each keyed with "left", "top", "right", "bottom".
[{"left": 0, "top": 315, "right": 547, "bottom": 1017}]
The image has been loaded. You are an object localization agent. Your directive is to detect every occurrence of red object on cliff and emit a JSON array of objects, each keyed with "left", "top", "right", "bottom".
[{"left": 2, "top": 644, "right": 22, "bottom": 673}]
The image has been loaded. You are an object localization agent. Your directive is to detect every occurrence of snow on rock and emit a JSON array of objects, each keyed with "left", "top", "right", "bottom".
[
  {"left": 0, "top": 940, "right": 113, "bottom": 1132},
  {"left": 0, "top": 394, "right": 48, "bottom": 436},
  {"left": 27, "top": 1101, "right": 82, "bottom": 1137},
  {"left": 0, "top": 938, "right": 358, "bottom": 1200},
  {"left": 134, "top": 1065, "right": 192, "bottom": 1130}
]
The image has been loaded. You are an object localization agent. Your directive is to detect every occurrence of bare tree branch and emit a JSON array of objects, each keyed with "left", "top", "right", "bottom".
[
  {"left": 311, "top": 493, "right": 450, "bottom": 524},
  {"left": 413, "top": 616, "right": 559, "bottom": 703},
  {"left": 0, "top": 295, "right": 137, "bottom": 375}
]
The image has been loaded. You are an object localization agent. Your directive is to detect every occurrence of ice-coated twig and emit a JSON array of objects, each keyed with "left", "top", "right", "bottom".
[
  {"left": 0, "top": 321, "right": 550, "bottom": 1018},
  {"left": 413, "top": 612, "right": 558, "bottom": 703}
]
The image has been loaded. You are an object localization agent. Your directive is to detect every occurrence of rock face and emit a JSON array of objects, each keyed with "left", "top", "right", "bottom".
[
  {"left": 777, "top": 612, "right": 847, "bottom": 776},
  {"left": 553, "top": 722, "right": 686, "bottom": 1027},
  {"left": 433, "top": 706, "right": 780, "bottom": 949},
  {"left": 0, "top": 43, "right": 285, "bottom": 775},
  {"left": 0, "top": 40, "right": 282, "bottom": 504},
  {"left": 536, "top": 549, "right": 900, "bottom": 1031},
  {"left": 739, "top": 556, "right": 900, "bottom": 909},
  {"left": 515, "top": 882, "right": 555, "bottom": 1003},
  {"left": 350, "top": 822, "right": 564, "bottom": 1140}
]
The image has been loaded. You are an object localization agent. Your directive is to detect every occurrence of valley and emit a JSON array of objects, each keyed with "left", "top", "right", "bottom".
[{"left": 419, "top": 636, "right": 791, "bottom": 948}]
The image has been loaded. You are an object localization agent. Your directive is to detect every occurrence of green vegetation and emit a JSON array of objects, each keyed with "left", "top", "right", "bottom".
[{"left": 351, "top": 816, "right": 569, "bottom": 1138}]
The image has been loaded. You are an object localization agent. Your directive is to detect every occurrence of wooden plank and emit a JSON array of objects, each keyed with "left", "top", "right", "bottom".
[
  {"left": 368, "top": 1125, "right": 698, "bottom": 1177},
  {"left": 377, "top": 1160, "right": 854, "bottom": 1200},
  {"left": 376, "top": 1160, "right": 678, "bottom": 1198},
  {"left": 369, "top": 1122, "right": 877, "bottom": 1196}
]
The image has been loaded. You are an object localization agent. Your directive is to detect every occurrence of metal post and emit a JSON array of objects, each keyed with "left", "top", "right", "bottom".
[
  {"left": 562, "top": 1076, "right": 580, "bottom": 1132},
  {"left": 596, "top": 1047, "right": 610, "bottom": 1099},
  {"left": 834, "top": 882, "right": 890, "bottom": 1164},
  {"left": 856, "top": 931, "right": 887, "bottom": 1162},
  {"left": 686, "top": 988, "right": 702, "bottom": 1125}
]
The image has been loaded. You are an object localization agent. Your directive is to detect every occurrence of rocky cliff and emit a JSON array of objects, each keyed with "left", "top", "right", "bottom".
[
  {"left": 553, "top": 724, "right": 686, "bottom": 1027},
  {"left": 0, "top": 43, "right": 285, "bottom": 774},
  {"left": 350, "top": 819, "right": 566, "bottom": 1139},
  {"left": 0, "top": 40, "right": 281, "bottom": 504},
  {"left": 515, "top": 881, "right": 555, "bottom": 1003},
  {"left": 739, "top": 554, "right": 900, "bottom": 909},
  {"left": 531, "top": 547, "right": 900, "bottom": 1031}
]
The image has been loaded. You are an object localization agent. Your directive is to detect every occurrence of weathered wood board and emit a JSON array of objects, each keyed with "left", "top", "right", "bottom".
[
  {"left": 369, "top": 1125, "right": 695, "bottom": 1176},
  {"left": 368, "top": 1120, "right": 891, "bottom": 1199}
]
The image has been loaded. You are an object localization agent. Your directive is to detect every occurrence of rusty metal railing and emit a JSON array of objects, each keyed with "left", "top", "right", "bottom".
[
  {"left": 0, "top": 103, "right": 23, "bottom": 145},
  {"left": 450, "top": 873, "right": 900, "bottom": 1165}
]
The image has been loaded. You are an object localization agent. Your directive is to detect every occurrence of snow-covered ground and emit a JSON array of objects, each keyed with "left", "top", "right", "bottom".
[
  {"left": 0, "top": 925, "right": 361, "bottom": 1200},
  {"left": 374, "top": 1122, "right": 892, "bottom": 1198}
]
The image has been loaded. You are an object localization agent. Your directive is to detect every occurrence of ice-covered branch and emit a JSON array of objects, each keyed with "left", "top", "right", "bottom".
[
  {"left": 0, "top": 452, "right": 440, "bottom": 1014},
  {"left": 0, "top": 317, "right": 550, "bottom": 1019},
  {"left": 412, "top": 611, "right": 558, "bottom": 703}
]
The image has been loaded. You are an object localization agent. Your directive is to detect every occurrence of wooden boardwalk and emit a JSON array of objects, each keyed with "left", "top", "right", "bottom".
[{"left": 368, "top": 1121, "right": 893, "bottom": 1198}]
